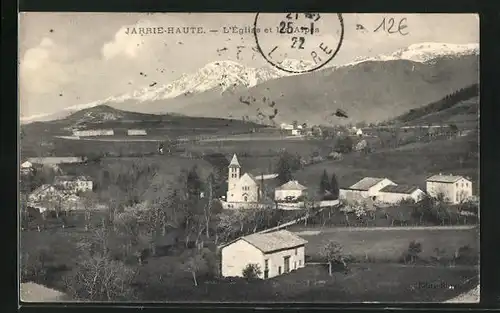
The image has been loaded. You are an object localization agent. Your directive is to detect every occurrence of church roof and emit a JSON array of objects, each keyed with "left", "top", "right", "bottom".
[{"left": 228, "top": 154, "right": 241, "bottom": 168}]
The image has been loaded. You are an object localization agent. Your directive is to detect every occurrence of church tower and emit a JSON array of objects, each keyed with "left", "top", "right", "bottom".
[{"left": 227, "top": 154, "right": 241, "bottom": 202}]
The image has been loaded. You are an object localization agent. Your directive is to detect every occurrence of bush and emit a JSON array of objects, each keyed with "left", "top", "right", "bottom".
[
  {"left": 242, "top": 263, "right": 262, "bottom": 280},
  {"left": 400, "top": 240, "right": 422, "bottom": 264}
]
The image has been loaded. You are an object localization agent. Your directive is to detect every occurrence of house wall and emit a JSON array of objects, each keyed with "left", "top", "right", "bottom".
[
  {"left": 426, "top": 178, "right": 473, "bottom": 204},
  {"left": 274, "top": 189, "right": 306, "bottom": 201},
  {"left": 264, "top": 245, "right": 305, "bottom": 279},
  {"left": 221, "top": 239, "right": 264, "bottom": 278},
  {"left": 376, "top": 189, "right": 425, "bottom": 204}
]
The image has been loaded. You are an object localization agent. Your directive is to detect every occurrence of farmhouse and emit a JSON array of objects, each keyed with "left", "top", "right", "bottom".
[
  {"left": 426, "top": 174, "right": 473, "bottom": 204},
  {"left": 339, "top": 177, "right": 396, "bottom": 201},
  {"left": 275, "top": 180, "right": 308, "bottom": 202},
  {"left": 54, "top": 175, "right": 93, "bottom": 193},
  {"left": 226, "top": 154, "right": 261, "bottom": 203},
  {"left": 220, "top": 230, "right": 307, "bottom": 279},
  {"left": 377, "top": 185, "right": 426, "bottom": 204},
  {"left": 291, "top": 129, "right": 302, "bottom": 136}
]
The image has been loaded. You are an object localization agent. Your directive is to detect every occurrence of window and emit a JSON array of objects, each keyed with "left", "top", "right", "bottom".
[
  {"left": 264, "top": 259, "right": 269, "bottom": 279},
  {"left": 295, "top": 248, "right": 298, "bottom": 255},
  {"left": 294, "top": 261, "right": 297, "bottom": 269},
  {"left": 299, "top": 260, "right": 302, "bottom": 266},
  {"left": 244, "top": 196, "right": 248, "bottom": 202},
  {"left": 278, "top": 266, "right": 282, "bottom": 275}
]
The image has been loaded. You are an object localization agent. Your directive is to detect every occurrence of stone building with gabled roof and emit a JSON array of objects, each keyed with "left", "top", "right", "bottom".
[
  {"left": 426, "top": 174, "right": 473, "bottom": 204},
  {"left": 220, "top": 230, "right": 307, "bottom": 279},
  {"left": 274, "top": 180, "right": 308, "bottom": 202}
]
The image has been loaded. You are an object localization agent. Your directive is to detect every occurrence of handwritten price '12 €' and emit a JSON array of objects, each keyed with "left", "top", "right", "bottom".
[{"left": 374, "top": 17, "right": 409, "bottom": 35}]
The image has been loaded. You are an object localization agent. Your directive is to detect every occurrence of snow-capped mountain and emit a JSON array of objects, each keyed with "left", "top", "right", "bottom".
[
  {"left": 343, "top": 42, "right": 479, "bottom": 68},
  {"left": 20, "top": 42, "right": 479, "bottom": 124}
]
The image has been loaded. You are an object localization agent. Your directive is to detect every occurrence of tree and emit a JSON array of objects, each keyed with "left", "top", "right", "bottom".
[
  {"left": 181, "top": 250, "right": 208, "bottom": 286},
  {"left": 319, "top": 170, "right": 331, "bottom": 196},
  {"left": 186, "top": 165, "right": 202, "bottom": 199},
  {"left": 320, "top": 241, "right": 346, "bottom": 276},
  {"left": 292, "top": 120, "right": 298, "bottom": 129},
  {"left": 276, "top": 152, "right": 293, "bottom": 185},
  {"left": 64, "top": 252, "right": 137, "bottom": 301},
  {"left": 242, "top": 263, "right": 262, "bottom": 279},
  {"left": 330, "top": 173, "right": 340, "bottom": 199},
  {"left": 335, "top": 136, "right": 354, "bottom": 153},
  {"left": 402, "top": 240, "right": 422, "bottom": 264}
]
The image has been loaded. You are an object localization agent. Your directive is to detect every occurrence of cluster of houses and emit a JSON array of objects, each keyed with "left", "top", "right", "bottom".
[
  {"left": 339, "top": 174, "right": 473, "bottom": 205},
  {"left": 222, "top": 153, "right": 474, "bottom": 210},
  {"left": 20, "top": 157, "right": 94, "bottom": 213}
]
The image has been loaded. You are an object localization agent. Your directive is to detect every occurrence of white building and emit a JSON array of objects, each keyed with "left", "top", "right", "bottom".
[
  {"left": 28, "top": 184, "right": 66, "bottom": 203},
  {"left": 226, "top": 154, "right": 261, "bottom": 203},
  {"left": 54, "top": 175, "right": 93, "bottom": 193},
  {"left": 275, "top": 180, "right": 308, "bottom": 202},
  {"left": 377, "top": 185, "right": 426, "bottom": 204},
  {"left": 426, "top": 174, "right": 473, "bottom": 204},
  {"left": 127, "top": 129, "right": 147, "bottom": 136},
  {"left": 291, "top": 129, "right": 302, "bottom": 136},
  {"left": 20, "top": 161, "right": 33, "bottom": 174},
  {"left": 339, "top": 177, "right": 396, "bottom": 201},
  {"left": 220, "top": 230, "right": 307, "bottom": 279},
  {"left": 73, "top": 129, "right": 114, "bottom": 137},
  {"left": 280, "top": 123, "right": 294, "bottom": 130}
]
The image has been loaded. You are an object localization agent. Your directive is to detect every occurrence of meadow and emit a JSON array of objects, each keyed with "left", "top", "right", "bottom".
[{"left": 287, "top": 225, "right": 479, "bottom": 263}]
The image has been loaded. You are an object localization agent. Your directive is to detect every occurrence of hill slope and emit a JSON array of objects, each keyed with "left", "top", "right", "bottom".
[
  {"left": 111, "top": 55, "right": 479, "bottom": 125},
  {"left": 392, "top": 83, "right": 479, "bottom": 127}
]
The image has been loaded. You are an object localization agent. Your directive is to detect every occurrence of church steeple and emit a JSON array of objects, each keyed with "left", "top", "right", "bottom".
[
  {"left": 228, "top": 154, "right": 241, "bottom": 187},
  {"left": 228, "top": 153, "right": 241, "bottom": 168}
]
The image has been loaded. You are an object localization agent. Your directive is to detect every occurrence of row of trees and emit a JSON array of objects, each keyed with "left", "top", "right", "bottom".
[{"left": 319, "top": 170, "right": 340, "bottom": 200}]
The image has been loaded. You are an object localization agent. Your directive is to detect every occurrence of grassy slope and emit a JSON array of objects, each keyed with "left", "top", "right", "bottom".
[
  {"left": 288, "top": 226, "right": 479, "bottom": 262},
  {"left": 122, "top": 55, "right": 479, "bottom": 125},
  {"left": 293, "top": 131, "right": 478, "bottom": 193}
]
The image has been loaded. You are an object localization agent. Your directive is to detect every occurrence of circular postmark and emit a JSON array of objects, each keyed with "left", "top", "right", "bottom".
[{"left": 253, "top": 13, "right": 344, "bottom": 74}]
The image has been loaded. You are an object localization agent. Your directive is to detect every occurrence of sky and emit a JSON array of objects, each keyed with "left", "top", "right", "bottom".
[{"left": 18, "top": 13, "right": 479, "bottom": 118}]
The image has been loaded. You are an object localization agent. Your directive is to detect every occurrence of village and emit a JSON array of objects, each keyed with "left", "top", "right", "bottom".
[{"left": 18, "top": 12, "right": 480, "bottom": 303}]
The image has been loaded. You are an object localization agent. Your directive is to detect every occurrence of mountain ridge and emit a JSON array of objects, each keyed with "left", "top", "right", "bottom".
[{"left": 21, "top": 42, "right": 479, "bottom": 124}]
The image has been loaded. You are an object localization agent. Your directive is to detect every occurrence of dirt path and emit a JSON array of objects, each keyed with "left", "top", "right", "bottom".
[{"left": 293, "top": 225, "right": 477, "bottom": 235}]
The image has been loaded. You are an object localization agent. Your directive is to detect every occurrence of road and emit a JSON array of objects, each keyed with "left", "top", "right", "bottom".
[{"left": 292, "top": 225, "right": 477, "bottom": 235}]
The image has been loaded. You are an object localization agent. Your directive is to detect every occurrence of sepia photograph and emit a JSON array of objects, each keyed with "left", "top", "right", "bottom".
[{"left": 18, "top": 12, "right": 479, "bottom": 303}]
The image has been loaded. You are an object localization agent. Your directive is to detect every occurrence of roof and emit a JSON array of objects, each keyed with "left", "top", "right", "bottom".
[
  {"left": 21, "top": 161, "right": 33, "bottom": 168},
  {"left": 242, "top": 173, "right": 258, "bottom": 184},
  {"left": 349, "top": 177, "right": 386, "bottom": 191},
  {"left": 228, "top": 154, "right": 241, "bottom": 168},
  {"left": 276, "top": 180, "right": 308, "bottom": 191},
  {"left": 426, "top": 174, "right": 468, "bottom": 183},
  {"left": 223, "top": 230, "right": 307, "bottom": 253},
  {"left": 379, "top": 184, "right": 421, "bottom": 194},
  {"left": 20, "top": 282, "right": 68, "bottom": 302}
]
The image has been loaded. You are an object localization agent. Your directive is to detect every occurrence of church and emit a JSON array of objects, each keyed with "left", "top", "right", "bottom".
[{"left": 226, "top": 154, "right": 261, "bottom": 203}]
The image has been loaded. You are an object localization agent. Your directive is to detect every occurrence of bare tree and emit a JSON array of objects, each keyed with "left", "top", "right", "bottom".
[{"left": 64, "top": 252, "right": 137, "bottom": 301}]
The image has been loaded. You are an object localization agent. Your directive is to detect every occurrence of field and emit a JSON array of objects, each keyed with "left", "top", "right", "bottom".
[
  {"left": 286, "top": 225, "right": 479, "bottom": 263},
  {"left": 132, "top": 262, "right": 478, "bottom": 302},
  {"left": 294, "top": 131, "right": 479, "bottom": 192}
]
